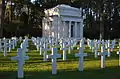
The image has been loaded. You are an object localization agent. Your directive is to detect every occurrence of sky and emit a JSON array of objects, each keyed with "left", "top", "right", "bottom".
[{"left": 31, "top": 0, "right": 35, "bottom": 2}]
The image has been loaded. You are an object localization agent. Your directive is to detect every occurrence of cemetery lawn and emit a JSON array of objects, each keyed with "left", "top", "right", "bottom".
[{"left": 0, "top": 42, "right": 120, "bottom": 79}]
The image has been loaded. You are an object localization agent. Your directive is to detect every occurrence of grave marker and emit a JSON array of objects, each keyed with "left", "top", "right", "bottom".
[
  {"left": 75, "top": 39, "right": 87, "bottom": 71},
  {"left": 47, "top": 48, "right": 61, "bottom": 74},
  {"left": 62, "top": 41, "right": 68, "bottom": 60},
  {"left": 94, "top": 40, "right": 98, "bottom": 58},
  {"left": 11, "top": 48, "right": 29, "bottom": 78},
  {"left": 8, "top": 39, "right": 12, "bottom": 52},
  {"left": 42, "top": 42, "right": 51, "bottom": 61},
  {"left": 39, "top": 41, "right": 43, "bottom": 55},
  {"left": 3, "top": 39, "right": 7, "bottom": 56},
  {"left": 107, "top": 40, "right": 111, "bottom": 57},
  {"left": 98, "top": 43, "right": 108, "bottom": 68}
]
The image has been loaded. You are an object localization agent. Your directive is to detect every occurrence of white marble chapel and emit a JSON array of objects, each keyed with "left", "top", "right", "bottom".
[{"left": 42, "top": 4, "right": 84, "bottom": 39}]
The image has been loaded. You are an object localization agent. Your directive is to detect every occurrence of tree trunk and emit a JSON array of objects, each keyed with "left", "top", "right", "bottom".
[
  {"left": 11, "top": 0, "right": 12, "bottom": 22},
  {"left": 0, "top": 0, "right": 5, "bottom": 38},
  {"left": 0, "top": 0, "right": 2, "bottom": 38},
  {"left": 99, "top": 16, "right": 104, "bottom": 40}
]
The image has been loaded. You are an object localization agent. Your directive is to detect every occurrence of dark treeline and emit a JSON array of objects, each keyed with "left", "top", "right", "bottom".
[{"left": 1, "top": 0, "right": 120, "bottom": 39}]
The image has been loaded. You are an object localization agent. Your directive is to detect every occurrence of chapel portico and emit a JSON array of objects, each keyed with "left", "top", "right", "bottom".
[{"left": 42, "top": 4, "right": 84, "bottom": 39}]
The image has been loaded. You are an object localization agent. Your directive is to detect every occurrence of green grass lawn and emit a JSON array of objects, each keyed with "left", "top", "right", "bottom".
[{"left": 0, "top": 41, "right": 120, "bottom": 79}]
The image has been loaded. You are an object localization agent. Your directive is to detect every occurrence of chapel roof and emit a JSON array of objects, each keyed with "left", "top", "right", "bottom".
[
  {"left": 55, "top": 4, "right": 78, "bottom": 10},
  {"left": 44, "top": 4, "right": 82, "bottom": 18}
]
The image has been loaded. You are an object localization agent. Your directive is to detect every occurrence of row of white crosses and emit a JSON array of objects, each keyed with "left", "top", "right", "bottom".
[
  {"left": 32, "top": 37, "right": 43, "bottom": 55},
  {"left": 88, "top": 39, "right": 118, "bottom": 68},
  {"left": 100, "top": 39, "right": 116, "bottom": 58},
  {"left": 32, "top": 37, "right": 67, "bottom": 61},
  {"left": 0, "top": 37, "right": 18, "bottom": 56},
  {"left": 32, "top": 37, "right": 120, "bottom": 73},
  {"left": 32, "top": 37, "right": 78, "bottom": 61},
  {"left": 87, "top": 39, "right": 110, "bottom": 68},
  {"left": 31, "top": 37, "right": 61, "bottom": 74},
  {"left": 9, "top": 36, "right": 120, "bottom": 78},
  {"left": 87, "top": 39, "right": 95, "bottom": 52},
  {"left": 11, "top": 37, "right": 29, "bottom": 78},
  {"left": 117, "top": 40, "right": 120, "bottom": 66},
  {"left": 86, "top": 38, "right": 120, "bottom": 68},
  {"left": 87, "top": 39, "right": 100, "bottom": 58},
  {"left": 86, "top": 39, "right": 116, "bottom": 58},
  {"left": 46, "top": 38, "right": 86, "bottom": 74},
  {"left": 60, "top": 38, "right": 79, "bottom": 60},
  {"left": 13, "top": 37, "right": 120, "bottom": 77},
  {"left": 33, "top": 37, "right": 119, "bottom": 70},
  {"left": 31, "top": 37, "right": 87, "bottom": 73},
  {"left": 32, "top": 37, "right": 52, "bottom": 61}
]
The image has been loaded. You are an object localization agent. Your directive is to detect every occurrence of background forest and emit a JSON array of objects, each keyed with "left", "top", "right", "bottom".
[{"left": 0, "top": 0, "right": 120, "bottom": 39}]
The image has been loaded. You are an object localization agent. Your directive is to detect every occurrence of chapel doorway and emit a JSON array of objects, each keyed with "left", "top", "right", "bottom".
[{"left": 71, "top": 25, "right": 74, "bottom": 37}]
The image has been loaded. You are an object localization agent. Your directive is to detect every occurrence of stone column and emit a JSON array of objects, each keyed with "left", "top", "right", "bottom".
[
  {"left": 63, "top": 21, "right": 65, "bottom": 38},
  {"left": 75, "top": 22, "right": 77, "bottom": 38},
  {"left": 69, "top": 21, "right": 71, "bottom": 38},
  {"left": 80, "top": 20, "right": 83, "bottom": 39}
]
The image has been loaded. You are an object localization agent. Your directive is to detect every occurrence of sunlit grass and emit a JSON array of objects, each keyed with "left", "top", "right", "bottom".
[{"left": 0, "top": 41, "right": 119, "bottom": 79}]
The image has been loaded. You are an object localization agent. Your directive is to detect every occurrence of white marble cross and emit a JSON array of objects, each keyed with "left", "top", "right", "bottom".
[
  {"left": 8, "top": 39, "right": 12, "bottom": 52},
  {"left": 47, "top": 48, "right": 61, "bottom": 74},
  {"left": 87, "top": 39, "right": 91, "bottom": 47},
  {"left": 91, "top": 40, "right": 95, "bottom": 52},
  {"left": 98, "top": 43, "right": 108, "bottom": 68},
  {"left": 20, "top": 42, "right": 28, "bottom": 52},
  {"left": 39, "top": 41, "right": 43, "bottom": 55},
  {"left": 36, "top": 43, "right": 40, "bottom": 51},
  {"left": 11, "top": 39, "right": 15, "bottom": 49},
  {"left": 75, "top": 39, "right": 87, "bottom": 71},
  {"left": 42, "top": 42, "right": 51, "bottom": 61},
  {"left": 59, "top": 39, "right": 64, "bottom": 50},
  {"left": 107, "top": 40, "right": 111, "bottom": 57},
  {"left": 36, "top": 39, "right": 40, "bottom": 51},
  {"left": 14, "top": 38, "right": 17, "bottom": 47},
  {"left": 61, "top": 41, "right": 68, "bottom": 60},
  {"left": 87, "top": 39, "right": 94, "bottom": 52},
  {"left": 68, "top": 38, "right": 73, "bottom": 54},
  {"left": 12, "top": 37, "right": 17, "bottom": 47},
  {"left": 11, "top": 48, "right": 29, "bottom": 78},
  {"left": 48, "top": 37, "right": 53, "bottom": 49},
  {"left": 94, "top": 40, "right": 98, "bottom": 58},
  {"left": 111, "top": 39, "right": 116, "bottom": 51},
  {"left": 3, "top": 39, "right": 8, "bottom": 56},
  {"left": 117, "top": 41, "right": 120, "bottom": 66},
  {"left": 19, "top": 37, "right": 22, "bottom": 42}
]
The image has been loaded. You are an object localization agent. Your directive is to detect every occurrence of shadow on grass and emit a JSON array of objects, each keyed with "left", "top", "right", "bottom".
[{"left": 0, "top": 66, "right": 120, "bottom": 79}]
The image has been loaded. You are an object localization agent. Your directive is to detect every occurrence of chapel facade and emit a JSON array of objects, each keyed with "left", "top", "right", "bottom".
[{"left": 42, "top": 4, "right": 84, "bottom": 39}]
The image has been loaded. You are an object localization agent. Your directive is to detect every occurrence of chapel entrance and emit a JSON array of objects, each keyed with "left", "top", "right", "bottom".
[
  {"left": 71, "top": 23, "right": 75, "bottom": 37},
  {"left": 71, "top": 25, "right": 74, "bottom": 37}
]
